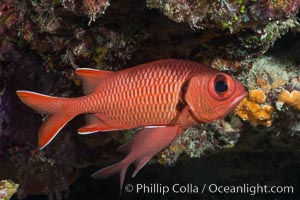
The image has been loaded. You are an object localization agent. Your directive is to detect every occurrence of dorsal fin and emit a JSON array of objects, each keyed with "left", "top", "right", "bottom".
[{"left": 75, "top": 68, "right": 114, "bottom": 94}]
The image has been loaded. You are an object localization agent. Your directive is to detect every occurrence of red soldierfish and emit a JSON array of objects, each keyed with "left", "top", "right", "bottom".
[{"left": 16, "top": 59, "right": 247, "bottom": 191}]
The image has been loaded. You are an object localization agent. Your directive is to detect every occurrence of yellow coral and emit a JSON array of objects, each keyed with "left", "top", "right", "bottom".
[
  {"left": 248, "top": 89, "right": 266, "bottom": 104},
  {"left": 270, "top": 0, "right": 291, "bottom": 10},
  {"left": 170, "top": 143, "right": 186, "bottom": 154},
  {"left": 0, "top": 180, "right": 19, "bottom": 200},
  {"left": 278, "top": 90, "right": 300, "bottom": 110},
  {"left": 256, "top": 77, "right": 270, "bottom": 94},
  {"left": 235, "top": 89, "right": 274, "bottom": 127}
]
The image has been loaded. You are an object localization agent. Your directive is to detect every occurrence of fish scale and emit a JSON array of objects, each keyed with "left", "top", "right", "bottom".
[{"left": 73, "top": 62, "right": 201, "bottom": 128}]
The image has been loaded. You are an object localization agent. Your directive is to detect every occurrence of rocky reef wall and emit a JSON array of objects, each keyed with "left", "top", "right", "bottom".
[{"left": 0, "top": 0, "right": 299, "bottom": 199}]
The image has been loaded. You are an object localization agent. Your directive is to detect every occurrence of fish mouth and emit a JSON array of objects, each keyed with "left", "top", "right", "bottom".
[{"left": 230, "top": 91, "right": 248, "bottom": 109}]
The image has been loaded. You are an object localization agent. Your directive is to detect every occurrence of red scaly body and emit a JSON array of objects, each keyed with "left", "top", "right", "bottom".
[
  {"left": 16, "top": 59, "right": 248, "bottom": 192},
  {"left": 71, "top": 59, "right": 209, "bottom": 129}
]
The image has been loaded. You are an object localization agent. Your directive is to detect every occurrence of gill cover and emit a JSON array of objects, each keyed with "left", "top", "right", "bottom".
[{"left": 184, "top": 73, "right": 236, "bottom": 122}]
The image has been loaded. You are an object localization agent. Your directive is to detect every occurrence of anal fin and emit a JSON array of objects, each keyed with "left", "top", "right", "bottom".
[
  {"left": 78, "top": 125, "right": 119, "bottom": 134},
  {"left": 78, "top": 113, "right": 119, "bottom": 134}
]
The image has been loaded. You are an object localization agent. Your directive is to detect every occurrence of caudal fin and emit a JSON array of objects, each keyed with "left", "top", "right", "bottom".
[{"left": 16, "top": 90, "right": 76, "bottom": 149}]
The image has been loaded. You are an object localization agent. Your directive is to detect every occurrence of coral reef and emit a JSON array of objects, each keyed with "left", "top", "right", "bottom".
[
  {"left": 278, "top": 90, "right": 300, "bottom": 110},
  {"left": 0, "top": 0, "right": 299, "bottom": 199},
  {"left": 242, "top": 56, "right": 298, "bottom": 92},
  {"left": 146, "top": 0, "right": 300, "bottom": 32},
  {"left": 147, "top": 0, "right": 300, "bottom": 57},
  {"left": 83, "top": 0, "right": 110, "bottom": 25},
  {"left": 158, "top": 118, "right": 242, "bottom": 165},
  {"left": 235, "top": 89, "right": 274, "bottom": 127},
  {"left": 232, "top": 54, "right": 300, "bottom": 138},
  {"left": 235, "top": 55, "right": 298, "bottom": 120},
  {"left": 0, "top": 180, "right": 18, "bottom": 200}
]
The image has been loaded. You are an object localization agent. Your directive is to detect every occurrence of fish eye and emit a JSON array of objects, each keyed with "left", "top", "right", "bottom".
[
  {"left": 215, "top": 80, "right": 228, "bottom": 93},
  {"left": 208, "top": 74, "right": 235, "bottom": 100}
]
